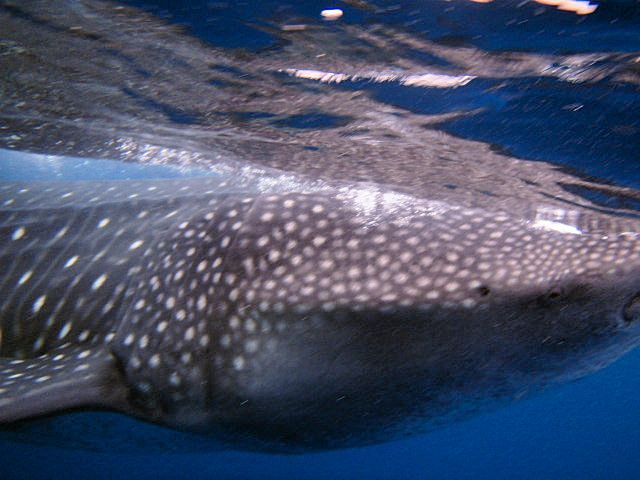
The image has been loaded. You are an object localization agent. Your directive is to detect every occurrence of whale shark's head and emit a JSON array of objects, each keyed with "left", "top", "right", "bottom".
[{"left": 108, "top": 189, "right": 640, "bottom": 450}]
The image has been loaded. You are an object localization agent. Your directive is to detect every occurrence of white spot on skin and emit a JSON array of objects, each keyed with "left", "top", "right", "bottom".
[
  {"left": 169, "top": 373, "right": 181, "bottom": 386},
  {"left": 233, "top": 356, "right": 245, "bottom": 370},
  {"left": 372, "top": 234, "right": 386, "bottom": 245},
  {"left": 268, "top": 250, "right": 281, "bottom": 262},
  {"left": 149, "top": 354, "right": 161, "bottom": 368},
  {"left": 17, "top": 271, "right": 32, "bottom": 286},
  {"left": 185, "top": 327, "right": 195, "bottom": 341},
  {"left": 58, "top": 322, "right": 72, "bottom": 340},
  {"left": 445, "top": 282, "right": 460, "bottom": 292},
  {"left": 64, "top": 256, "right": 79, "bottom": 269},
  {"left": 443, "top": 265, "right": 457, "bottom": 275},
  {"left": 54, "top": 227, "right": 68, "bottom": 240},
  {"left": 129, "top": 240, "right": 144, "bottom": 250},
  {"left": 245, "top": 319, "right": 257, "bottom": 333},
  {"left": 98, "top": 218, "right": 110, "bottom": 228},
  {"left": 284, "top": 221, "right": 297, "bottom": 233},
  {"left": 257, "top": 236, "right": 270, "bottom": 248},
  {"left": 462, "top": 298, "right": 477, "bottom": 308},
  {"left": 312, "top": 236, "right": 327, "bottom": 247},
  {"left": 245, "top": 339, "right": 259, "bottom": 353},
  {"left": 32, "top": 295, "right": 46, "bottom": 314},
  {"left": 33, "top": 336, "right": 44, "bottom": 351},
  {"left": 102, "top": 301, "right": 115, "bottom": 315},
  {"left": 12, "top": 227, "right": 26, "bottom": 240},
  {"left": 197, "top": 295, "right": 207, "bottom": 311},
  {"left": 92, "top": 274, "right": 108, "bottom": 290},
  {"left": 445, "top": 252, "right": 459, "bottom": 263}
]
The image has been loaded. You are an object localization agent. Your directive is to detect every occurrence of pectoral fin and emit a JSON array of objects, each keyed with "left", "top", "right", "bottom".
[{"left": 0, "top": 344, "right": 128, "bottom": 423}]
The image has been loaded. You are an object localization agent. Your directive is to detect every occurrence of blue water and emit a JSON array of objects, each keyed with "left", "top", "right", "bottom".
[{"left": 2, "top": 0, "right": 640, "bottom": 478}]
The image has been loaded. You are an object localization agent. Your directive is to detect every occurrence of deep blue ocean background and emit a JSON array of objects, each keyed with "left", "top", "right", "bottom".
[{"left": 1, "top": 0, "right": 640, "bottom": 478}]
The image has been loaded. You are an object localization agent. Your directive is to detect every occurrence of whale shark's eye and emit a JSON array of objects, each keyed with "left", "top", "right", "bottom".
[
  {"left": 476, "top": 285, "right": 491, "bottom": 297},
  {"left": 547, "top": 291, "right": 561, "bottom": 300},
  {"left": 535, "top": 290, "right": 563, "bottom": 307},
  {"left": 537, "top": 284, "right": 589, "bottom": 307}
]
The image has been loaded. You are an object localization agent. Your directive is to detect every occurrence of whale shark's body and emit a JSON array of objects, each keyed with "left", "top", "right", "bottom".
[{"left": 2, "top": 174, "right": 640, "bottom": 451}]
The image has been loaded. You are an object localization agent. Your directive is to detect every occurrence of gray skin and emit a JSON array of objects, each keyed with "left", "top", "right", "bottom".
[{"left": 2, "top": 174, "right": 640, "bottom": 452}]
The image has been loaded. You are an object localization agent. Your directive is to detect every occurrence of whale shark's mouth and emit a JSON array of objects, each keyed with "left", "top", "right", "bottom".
[{"left": 622, "top": 293, "right": 640, "bottom": 323}]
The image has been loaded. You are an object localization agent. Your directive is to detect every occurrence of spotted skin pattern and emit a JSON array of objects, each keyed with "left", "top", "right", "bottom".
[{"left": 2, "top": 177, "right": 640, "bottom": 451}]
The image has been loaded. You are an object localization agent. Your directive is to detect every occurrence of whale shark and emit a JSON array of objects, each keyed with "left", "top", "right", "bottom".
[{"left": 2, "top": 171, "right": 640, "bottom": 451}]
